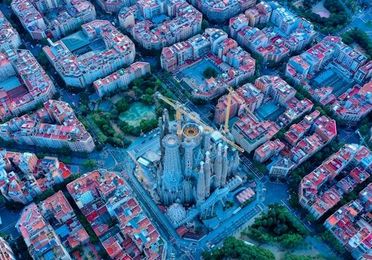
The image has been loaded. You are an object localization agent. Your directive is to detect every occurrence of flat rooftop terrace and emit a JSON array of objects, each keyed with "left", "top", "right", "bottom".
[
  {"left": 178, "top": 58, "right": 222, "bottom": 87},
  {"left": 0, "top": 76, "right": 21, "bottom": 92},
  {"left": 61, "top": 31, "right": 90, "bottom": 51},
  {"left": 312, "top": 68, "right": 353, "bottom": 97},
  {"left": 255, "top": 101, "right": 284, "bottom": 121}
]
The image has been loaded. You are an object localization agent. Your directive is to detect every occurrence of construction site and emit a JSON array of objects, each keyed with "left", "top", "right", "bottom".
[{"left": 125, "top": 92, "right": 259, "bottom": 238}]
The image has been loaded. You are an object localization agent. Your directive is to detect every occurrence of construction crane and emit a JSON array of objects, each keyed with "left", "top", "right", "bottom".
[
  {"left": 155, "top": 92, "right": 245, "bottom": 153},
  {"left": 224, "top": 87, "right": 234, "bottom": 134}
]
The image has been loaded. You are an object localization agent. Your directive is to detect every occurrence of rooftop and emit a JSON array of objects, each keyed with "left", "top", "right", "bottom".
[
  {"left": 0, "top": 100, "right": 94, "bottom": 152},
  {"left": 0, "top": 50, "right": 55, "bottom": 122}
]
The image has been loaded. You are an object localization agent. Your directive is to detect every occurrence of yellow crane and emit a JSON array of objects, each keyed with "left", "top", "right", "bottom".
[
  {"left": 155, "top": 92, "right": 244, "bottom": 153},
  {"left": 224, "top": 87, "right": 234, "bottom": 134}
]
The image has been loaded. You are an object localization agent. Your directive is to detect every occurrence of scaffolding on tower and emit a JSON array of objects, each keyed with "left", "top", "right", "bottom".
[{"left": 155, "top": 92, "right": 245, "bottom": 153}]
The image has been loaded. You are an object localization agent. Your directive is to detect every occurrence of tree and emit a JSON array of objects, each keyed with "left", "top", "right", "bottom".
[
  {"left": 274, "top": 223, "right": 288, "bottom": 236},
  {"left": 115, "top": 99, "right": 130, "bottom": 113},
  {"left": 119, "top": 121, "right": 131, "bottom": 133},
  {"left": 37, "top": 51, "right": 49, "bottom": 66},
  {"left": 202, "top": 237, "right": 275, "bottom": 260},
  {"left": 132, "top": 77, "right": 144, "bottom": 88},
  {"left": 83, "top": 160, "right": 97, "bottom": 170},
  {"left": 80, "top": 104, "right": 88, "bottom": 116},
  {"left": 280, "top": 233, "right": 303, "bottom": 248},
  {"left": 192, "top": 97, "right": 207, "bottom": 105},
  {"left": 298, "top": 0, "right": 350, "bottom": 33},
  {"left": 141, "top": 94, "right": 155, "bottom": 105},
  {"left": 59, "top": 146, "right": 71, "bottom": 156},
  {"left": 107, "top": 136, "right": 131, "bottom": 148},
  {"left": 342, "top": 28, "right": 372, "bottom": 58},
  {"left": 274, "top": 129, "right": 286, "bottom": 140},
  {"left": 284, "top": 254, "right": 314, "bottom": 260},
  {"left": 359, "top": 124, "right": 369, "bottom": 136},
  {"left": 99, "top": 123, "right": 113, "bottom": 137},
  {"left": 145, "top": 87, "right": 155, "bottom": 95},
  {"left": 139, "top": 119, "right": 158, "bottom": 133},
  {"left": 247, "top": 204, "right": 308, "bottom": 247},
  {"left": 133, "top": 86, "right": 143, "bottom": 97},
  {"left": 321, "top": 231, "right": 346, "bottom": 254},
  {"left": 203, "top": 67, "right": 218, "bottom": 79},
  {"left": 0, "top": 194, "right": 5, "bottom": 206},
  {"left": 80, "top": 92, "right": 89, "bottom": 106},
  {"left": 201, "top": 19, "right": 210, "bottom": 30}
]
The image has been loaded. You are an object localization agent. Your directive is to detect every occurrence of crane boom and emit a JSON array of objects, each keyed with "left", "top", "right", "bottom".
[
  {"left": 155, "top": 92, "right": 244, "bottom": 153},
  {"left": 224, "top": 87, "right": 234, "bottom": 133}
]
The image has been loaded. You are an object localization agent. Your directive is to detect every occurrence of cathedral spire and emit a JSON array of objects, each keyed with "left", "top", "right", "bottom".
[
  {"left": 196, "top": 161, "right": 205, "bottom": 204},
  {"left": 221, "top": 145, "right": 228, "bottom": 186},
  {"left": 213, "top": 143, "right": 223, "bottom": 188},
  {"left": 161, "top": 134, "right": 183, "bottom": 205},
  {"left": 204, "top": 151, "right": 211, "bottom": 197},
  {"left": 203, "top": 129, "right": 211, "bottom": 153}
]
